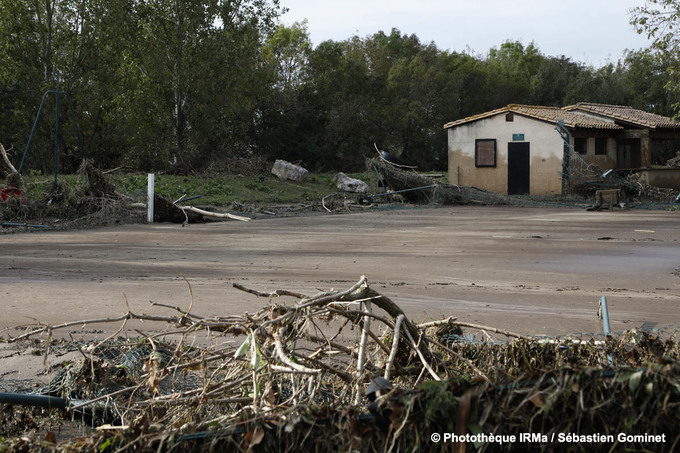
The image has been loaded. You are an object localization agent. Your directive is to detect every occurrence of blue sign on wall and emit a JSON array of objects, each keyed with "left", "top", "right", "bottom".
[{"left": 513, "top": 133, "right": 525, "bottom": 141}]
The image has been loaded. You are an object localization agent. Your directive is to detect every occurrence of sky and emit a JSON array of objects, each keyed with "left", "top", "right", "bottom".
[{"left": 280, "top": 0, "right": 655, "bottom": 67}]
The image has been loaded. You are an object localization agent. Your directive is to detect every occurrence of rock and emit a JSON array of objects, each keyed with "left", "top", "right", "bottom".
[
  {"left": 271, "top": 160, "right": 309, "bottom": 181},
  {"left": 334, "top": 172, "right": 369, "bottom": 193}
]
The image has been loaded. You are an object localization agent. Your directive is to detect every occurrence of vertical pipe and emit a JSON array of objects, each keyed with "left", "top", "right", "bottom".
[
  {"left": 599, "top": 296, "right": 611, "bottom": 336},
  {"left": 54, "top": 72, "right": 60, "bottom": 189},
  {"left": 555, "top": 121, "right": 571, "bottom": 196},
  {"left": 147, "top": 174, "right": 155, "bottom": 223},
  {"left": 18, "top": 92, "right": 51, "bottom": 174},
  {"left": 600, "top": 296, "right": 614, "bottom": 365}
]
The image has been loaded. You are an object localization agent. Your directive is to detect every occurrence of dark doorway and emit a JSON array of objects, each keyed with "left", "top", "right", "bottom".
[
  {"left": 508, "top": 142, "right": 530, "bottom": 195},
  {"left": 617, "top": 139, "right": 641, "bottom": 169}
]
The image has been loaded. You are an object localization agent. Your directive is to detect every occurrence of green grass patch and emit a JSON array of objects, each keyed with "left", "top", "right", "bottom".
[{"left": 18, "top": 171, "right": 376, "bottom": 206}]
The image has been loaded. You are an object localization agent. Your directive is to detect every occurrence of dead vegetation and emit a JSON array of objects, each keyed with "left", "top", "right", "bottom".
[
  {"left": 0, "top": 159, "right": 141, "bottom": 229},
  {"left": 565, "top": 149, "right": 677, "bottom": 202},
  {"left": 1, "top": 277, "right": 678, "bottom": 452},
  {"left": 367, "top": 157, "right": 510, "bottom": 206}
]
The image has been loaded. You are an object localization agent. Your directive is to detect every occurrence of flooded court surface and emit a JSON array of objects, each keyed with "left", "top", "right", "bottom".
[{"left": 2, "top": 205, "right": 679, "bottom": 337}]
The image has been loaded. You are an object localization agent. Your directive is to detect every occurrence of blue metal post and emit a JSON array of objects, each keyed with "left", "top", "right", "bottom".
[
  {"left": 18, "top": 91, "right": 52, "bottom": 174},
  {"left": 17, "top": 74, "right": 87, "bottom": 177},
  {"left": 54, "top": 71, "right": 60, "bottom": 189}
]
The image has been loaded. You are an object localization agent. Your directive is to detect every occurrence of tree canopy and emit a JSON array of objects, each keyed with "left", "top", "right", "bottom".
[
  {"left": 0, "top": 3, "right": 677, "bottom": 173},
  {"left": 631, "top": 0, "right": 680, "bottom": 116}
]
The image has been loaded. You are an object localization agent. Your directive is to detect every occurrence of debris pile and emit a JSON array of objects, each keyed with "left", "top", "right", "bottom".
[
  {"left": 1, "top": 159, "right": 140, "bottom": 229},
  {"left": 565, "top": 149, "right": 677, "bottom": 202},
  {"left": 369, "top": 157, "right": 507, "bottom": 206},
  {"left": 667, "top": 153, "right": 680, "bottom": 167},
  {"left": 1, "top": 277, "right": 678, "bottom": 451}
]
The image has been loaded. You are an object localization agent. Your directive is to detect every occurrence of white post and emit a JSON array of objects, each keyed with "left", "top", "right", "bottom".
[{"left": 147, "top": 173, "right": 155, "bottom": 223}]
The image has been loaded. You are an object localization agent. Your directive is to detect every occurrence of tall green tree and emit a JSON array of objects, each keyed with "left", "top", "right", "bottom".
[
  {"left": 0, "top": 0, "right": 283, "bottom": 172},
  {"left": 123, "top": 0, "right": 282, "bottom": 170},
  {"left": 620, "top": 48, "right": 676, "bottom": 115},
  {"left": 631, "top": 0, "right": 680, "bottom": 116},
  {"left": 484, "top": 41, "right": 543, "bottom": 106},
  {"left": 256, "top": 21, "right": 319, "bottom": 166},
  {"left": 528, "top": 56, "right": 584, "bottom": 106},
  {"left": 0, "top": 0, "right": 110, "bottom": 170},
  {"left": 303, "top": 36, "right": 376, "bottom": 170}
]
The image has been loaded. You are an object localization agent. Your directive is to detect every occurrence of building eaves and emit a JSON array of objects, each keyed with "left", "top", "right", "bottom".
[{"left": 443, "top": 106, "right": 510, "bottom": 129}]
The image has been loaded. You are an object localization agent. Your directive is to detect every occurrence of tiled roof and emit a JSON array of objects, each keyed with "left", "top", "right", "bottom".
[
  {"left": 443, "top": 103, "right": 680, "bottom": 130},
  {"left": 510, "top": 105, "right": 622, "bottom": 129},
  {"left": 564, "top": 103, "right": 680, "bottom": 129}
]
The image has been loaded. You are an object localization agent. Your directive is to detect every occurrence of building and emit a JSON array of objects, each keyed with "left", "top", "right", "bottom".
[{"left": 444, "top": 103, "right": 680, "bottom": 196}]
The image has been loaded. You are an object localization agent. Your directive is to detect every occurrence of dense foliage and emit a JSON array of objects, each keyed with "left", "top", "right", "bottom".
[{"left": 0, "top": 1, "right": 678, "bottom": 173}]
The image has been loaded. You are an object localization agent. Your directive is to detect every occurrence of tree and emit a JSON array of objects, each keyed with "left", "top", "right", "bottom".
[
  {"left": 0, "top": 0, "right": 283, "bottom": 172},
  {"left": 302, "top": 37, "right": 376, "bottom": 170},
  {"left": 631, "top": 0, "right": 680, "bottom": 116},
  {"left": 0, "top": 0, "right": 104, "bottom": 171},
  {"left": 528, "top": 56, "right": 583, "bottom": 106},
  {"left": 120, "top": 0, "right": 282, "bottom": 170},
  {"left": 256, "top": 22, "right": 321, "bottom": 167},
  {"left": 620, "top": 48, "right": 676, "bottom": 115},
  {"left": 631, "top": 0, "right": 680, "bottom": 50},
  {"left": 485, "top": 40, "right": 543, "bottom": 106}
]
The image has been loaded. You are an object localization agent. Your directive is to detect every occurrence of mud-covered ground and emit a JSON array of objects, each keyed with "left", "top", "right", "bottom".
[{"left": 2, "top": 205, "right": 678, "bottom": 337}]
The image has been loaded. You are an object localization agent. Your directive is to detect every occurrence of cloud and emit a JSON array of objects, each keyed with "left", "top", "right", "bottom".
[{"left": 280, "top": 0, "right": 652, "bottom": 65}]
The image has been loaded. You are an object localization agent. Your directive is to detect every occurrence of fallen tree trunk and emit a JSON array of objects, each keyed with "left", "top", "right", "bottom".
[
  {"left": 181, "top": 205, "right": 251, "bottom": 222},
  {"left": 0, "top": 143, "right": 18, "bottom": 174},
  {"left": 0, "top": 143, "right": 23, "bottom": 189}
]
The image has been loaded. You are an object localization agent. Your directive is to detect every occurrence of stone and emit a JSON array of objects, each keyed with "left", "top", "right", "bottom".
[
  {"left": 334, "top": 172, "right": 369, "bottom": 193},
  {"left": 271, "top": 160, "right": 309, "bottom": 181}
]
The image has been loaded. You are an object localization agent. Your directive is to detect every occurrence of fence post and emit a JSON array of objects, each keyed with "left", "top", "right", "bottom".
[{"left": 147, "top": 174, "right": 155, "bottom": 223}]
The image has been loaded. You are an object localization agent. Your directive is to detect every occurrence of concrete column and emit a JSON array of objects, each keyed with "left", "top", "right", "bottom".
[{"left": 640, "top": 135, "right": 651, "bottom": 167}]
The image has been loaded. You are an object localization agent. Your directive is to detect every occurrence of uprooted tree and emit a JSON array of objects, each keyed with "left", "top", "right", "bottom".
[
  {"left": 1, "top": 276, "right": 679, "bottom": 452},
  {"left": 0, "top": 143, "right": 24, "bottom": 191}
]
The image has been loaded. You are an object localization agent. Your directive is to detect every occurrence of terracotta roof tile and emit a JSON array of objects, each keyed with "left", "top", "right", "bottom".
[
  {"left": 511, "top": 105, "right": 622, "bottom": 129},
  {"left": 564, "top": 103, "right": 680, "bottom": 129},
  {"left": 444, "top": 103, "right": 679, "bottom": 130}
]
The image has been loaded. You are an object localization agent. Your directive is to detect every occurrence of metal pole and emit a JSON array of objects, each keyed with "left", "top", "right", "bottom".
[
  {"left": 555, "top": 120, "right": 571, "bottom": 197},
  {"left": 54, "top": 71, "right": 60, "bottom": 189},
  {"left": 18, "top": 91, "right": 52, "bottom": 174},
  {"left": 368, "top": 185, "right": 436, "bottom": 199},
  {"left": 18, "top": 76, "right": 86, "bottom": 175},
  {"left": 600, "top": 296, "right": 614, "bottom": 365},
  {"left": 599, "top": 296, "right": 611, "bottom": 336}
]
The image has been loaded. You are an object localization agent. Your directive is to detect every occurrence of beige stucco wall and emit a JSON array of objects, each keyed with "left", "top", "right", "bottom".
[
  {"left": 577, "top": 137, "right": 617, "bottom": 170},
  {"left": 633, "top": 168, "right": 680, "bottom": 190},
  {"left": 447, "top": 114, "right": 564, "bottom": 195}
]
